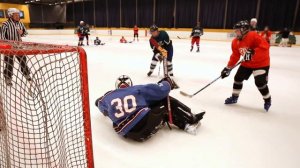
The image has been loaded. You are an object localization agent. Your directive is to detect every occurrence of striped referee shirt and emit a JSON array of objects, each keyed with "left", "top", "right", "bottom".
[{"left": 1, "top": 18, "right": 27, "bottom": 41}]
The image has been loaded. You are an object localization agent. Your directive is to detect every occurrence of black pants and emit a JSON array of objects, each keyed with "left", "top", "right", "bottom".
[
  {"left": 125, "top": 96, "right": 197, "bottom": 142},
  {"left": 233, "top": 65, "right": 271, "bottom": 101},
  {"left": 4, "top": 55, "right": 30, "bottom": 80},
  {"left": 85, "top": 35, "right": 89, "bottom": 44}
]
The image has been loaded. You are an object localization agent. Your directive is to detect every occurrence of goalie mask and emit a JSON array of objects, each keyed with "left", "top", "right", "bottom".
[{"left": 115, "top": 75, "right": 133, "bottom": 89}]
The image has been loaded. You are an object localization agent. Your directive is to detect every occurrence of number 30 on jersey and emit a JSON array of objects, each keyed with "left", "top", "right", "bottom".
[{"left": 111, "top": 95, "right": 137, "bottom": 118}]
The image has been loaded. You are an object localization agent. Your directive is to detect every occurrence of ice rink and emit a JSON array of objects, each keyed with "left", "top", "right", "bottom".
[{"left": 25, "top": 34, "right": 300, "bottom": 168}]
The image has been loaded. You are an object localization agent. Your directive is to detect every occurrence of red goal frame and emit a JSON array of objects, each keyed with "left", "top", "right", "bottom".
[{"left": 0, "top": 40, "right": 94, "bottom": 168}]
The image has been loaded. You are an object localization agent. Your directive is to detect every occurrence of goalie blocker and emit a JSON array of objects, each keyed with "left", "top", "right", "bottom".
[{"left": 95, "top": 75, "right": 205, "bottom": 142}]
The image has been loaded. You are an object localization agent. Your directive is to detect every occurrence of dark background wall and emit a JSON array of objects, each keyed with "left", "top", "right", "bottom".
[
  {"left": 29, "top": 0, "right": 300, "bottom": 31},
  {"left": 29, "top": 4, "right": 66, "bottom": 23}
]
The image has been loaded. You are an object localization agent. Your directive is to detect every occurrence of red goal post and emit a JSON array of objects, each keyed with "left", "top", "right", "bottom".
[{"left": 0, "top": 40, "right": 94, "bottom": 168}]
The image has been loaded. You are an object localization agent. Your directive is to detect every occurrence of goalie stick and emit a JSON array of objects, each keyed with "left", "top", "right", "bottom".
[
  {"left": 180, "top": 60, "right": 243, "bottom": 98},
  {"left": 163, "top": 58, "right": 173, "bottom": 124}
]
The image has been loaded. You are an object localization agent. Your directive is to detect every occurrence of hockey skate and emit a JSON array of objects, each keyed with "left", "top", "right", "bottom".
[
  {"left": 190, "top": 46, "right": 193, "bottom": 52},
  {"left": 225, "top": 96, "right": 239, "bottom": 104},
  {"left": 196, "top": 47, "right": 200, "bottom": 52},
  {"left": 147, "top": 71, "right": 153, "bottom": 77},
  {"left": 264, "top": 101, "right": 271, "bottom": 112}
]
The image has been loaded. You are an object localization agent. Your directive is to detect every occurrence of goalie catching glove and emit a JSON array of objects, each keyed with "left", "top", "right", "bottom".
[{"left": 158, "top": 77, "right": 177, "bottom": 90}]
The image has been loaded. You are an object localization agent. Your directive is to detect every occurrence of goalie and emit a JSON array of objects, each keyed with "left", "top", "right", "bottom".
[{"left": 95, "top": 75, "right": 205, "bottom": 142}]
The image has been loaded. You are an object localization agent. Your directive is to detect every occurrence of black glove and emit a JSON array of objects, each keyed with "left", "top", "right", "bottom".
[
  {"left": 221, "top": 67, "right": 231, "bottom": 79},
  {"left": 244, "top": 49, "right": 254, "bottom": 61},
  {"left": 158, "top": 77, "right": 176, "bottom": 90}
]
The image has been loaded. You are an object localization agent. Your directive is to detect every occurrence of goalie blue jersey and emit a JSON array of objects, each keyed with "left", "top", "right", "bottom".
[{"left": 97, "top": 81, "right": 171, "bottom": 136}]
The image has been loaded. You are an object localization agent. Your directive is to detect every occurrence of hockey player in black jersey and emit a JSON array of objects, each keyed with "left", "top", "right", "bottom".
[
  {"left": 94, "top": 37, "right": 101, "bottom": 45},
  {"left": 190, "top": 22, "right": 203, "bottom": 52},
  {"left": 147, "top": 25, "right": 174, "bottom": 77}
]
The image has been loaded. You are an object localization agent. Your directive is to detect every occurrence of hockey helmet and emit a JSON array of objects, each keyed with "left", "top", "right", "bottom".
[
  {"left": 150, "top": 25, "right": 159, "bottom": 32},
  {"left": 7, "top": 8, "right": 20, "bottom": 17},
  {"left": 233, "top": 20, "right": 250, "bottom": 39},
  {"left": 115, "top": 75, "right": 133, "bottom": 89},
  {"left": 250, "top": 18, "right": 257, "bottom": 23}
]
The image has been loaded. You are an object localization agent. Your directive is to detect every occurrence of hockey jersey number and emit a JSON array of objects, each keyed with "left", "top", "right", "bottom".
[{"left": 111, "top": 95, "right": 137, "bottom": 118}]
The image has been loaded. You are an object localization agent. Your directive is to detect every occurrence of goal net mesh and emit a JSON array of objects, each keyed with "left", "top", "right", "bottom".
[{"left": 0, "top": 40, "right": 93, "bottom": 168}]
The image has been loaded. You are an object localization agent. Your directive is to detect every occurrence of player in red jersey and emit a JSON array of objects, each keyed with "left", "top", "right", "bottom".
[
  {"left": 120, "top": 36, "right": 127, "bottom": 43},
  {"left": 190, "top": 22, "right": 203, "bottom": 52},
  {"left": 221, "top": 20, "right": 271, "bottom": 111},
  {"left": 133, "top": 25, "right": 139, "bottom": 42},
  {"left": 260, "top": 26, "right": 272, "bottom": 44}
]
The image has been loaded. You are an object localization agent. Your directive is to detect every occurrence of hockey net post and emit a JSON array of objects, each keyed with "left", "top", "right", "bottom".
[{"left": 0, "top": 40, "right": 94, "bottom": 168}]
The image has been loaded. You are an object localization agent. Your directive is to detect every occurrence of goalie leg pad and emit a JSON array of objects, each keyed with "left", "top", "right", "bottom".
[{"left": 167, "top": 96, "right": 197, "bottom": 130}]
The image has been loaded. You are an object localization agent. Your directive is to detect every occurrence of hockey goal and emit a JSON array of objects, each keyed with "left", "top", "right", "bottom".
[{"left": 0, "top": 40, "right": 94, "bottom": 168}]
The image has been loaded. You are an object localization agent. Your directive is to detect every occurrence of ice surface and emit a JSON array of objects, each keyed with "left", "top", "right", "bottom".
[{"left": 24, "top": 34, "right": 300, "bottom": 168}]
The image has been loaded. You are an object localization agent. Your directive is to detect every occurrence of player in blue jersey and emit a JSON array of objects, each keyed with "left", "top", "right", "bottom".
[{"left": 95, "top": 75, "right": 205, "bottom": 142}]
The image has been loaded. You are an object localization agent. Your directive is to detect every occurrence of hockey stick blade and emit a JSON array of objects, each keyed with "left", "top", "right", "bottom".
[{"left": 179, "top": 91, "right": 193, "bottom": 98}]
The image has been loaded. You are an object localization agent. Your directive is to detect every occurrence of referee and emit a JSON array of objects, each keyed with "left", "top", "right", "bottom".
[{"left": 1, "top": 8, "right": 31, "bottom": 86}]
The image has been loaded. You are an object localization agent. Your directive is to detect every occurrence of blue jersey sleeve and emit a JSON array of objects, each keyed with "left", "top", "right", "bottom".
[
  {"left": 98, "top": 99, "right": 109, "bottom": 116},
  {"left": 137, "top": 81, "right": 171, "bottom": 102}
]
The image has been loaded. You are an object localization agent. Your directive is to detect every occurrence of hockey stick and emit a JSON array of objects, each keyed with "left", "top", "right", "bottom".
[
  {"left": 180, "top": 60, "right": 243, "bottom": 98},
  {"left": 158, "top": 61, "right": 161, "bottom": 77},
  {"left": 177, "top": 36, "right": 189, "bottom": 39},
  {"left": 163, "top": 58, "right": 173, "bottom": 124}
]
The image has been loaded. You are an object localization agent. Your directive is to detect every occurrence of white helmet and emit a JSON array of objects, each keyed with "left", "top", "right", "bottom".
[
  {"left": 80, "top": 21, "right": 84, "bottom": 24},
  {"left": 7, "top": 8, "right": 20, "bottom": 17},
  {"left": 250, "top": 18, "right": 257, "bottom": 23}
]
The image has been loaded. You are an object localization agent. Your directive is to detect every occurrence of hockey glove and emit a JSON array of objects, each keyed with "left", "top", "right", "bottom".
[
  {"left": 157, "top": 46, "right": 168, "bottom": 57},
  {"left": 244, "top": 49, "right": 254, "bottom": 61},
  {"left": 221, "top": 67, "right": 231, "bottom": 79},
  {"left": 154, "top": 53, "right": 163, "bottom": 62},
  {"left": 158, "top": 77, "right": 176, "bottom": 90}
]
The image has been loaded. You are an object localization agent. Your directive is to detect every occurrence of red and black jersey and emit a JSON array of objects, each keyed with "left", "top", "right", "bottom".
[{"left": 227, "top": 31, "right": 270, "bottom": 69}]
